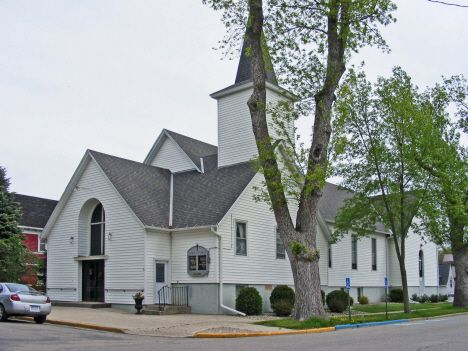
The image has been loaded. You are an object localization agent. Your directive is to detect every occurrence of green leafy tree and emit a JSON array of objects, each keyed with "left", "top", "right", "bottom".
[
  {"left": 332, "top": 67, "right": 435, "bottom": 314},
  {"left": 408, "top": 76, "right": 468, "bottom": 308},
  {"left": 204, "top": 0, "right": 396, "bottom": 320},
  {"left": 0, "top": 166, "right": 37, "bottom": 282}
]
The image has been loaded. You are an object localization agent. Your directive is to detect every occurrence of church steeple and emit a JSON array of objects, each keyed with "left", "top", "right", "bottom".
[{"left": 234, "top": 34, "right": 278, "bottom": 85}]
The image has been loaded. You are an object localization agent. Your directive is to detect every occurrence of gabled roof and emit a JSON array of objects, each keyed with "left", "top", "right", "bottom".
[
  {"left": 172, "top": 155, "right": 256, "bottom": 228},
  {"left": 439, "top": 264, "right": 451, "bottom": 286},
  {"left": 143, "top": 129, "right": 217, "bottom": 171},
  {"left": 318, "top": 182, "right": 389, "bottom": 233},
  {"left": 13, "top": 194, "right": 58, "bottom": 229},
  {"left": 89, "top": 150, "right": 171, "bottom": 228},
  {"left": 165, "top": 130, "right": 218, "bottom": 170}
]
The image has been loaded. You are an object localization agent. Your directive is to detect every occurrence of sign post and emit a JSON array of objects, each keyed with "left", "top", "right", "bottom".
[
  {"left": 346, "top": 278, "right": 351, "bottom": 321},
  {"left": 385, "top": 277, "right": 388, "bottom": 320}
]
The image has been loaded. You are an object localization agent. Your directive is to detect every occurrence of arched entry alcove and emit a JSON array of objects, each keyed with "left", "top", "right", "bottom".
[{"left": 78, "top": 199, "right": 106, "bottom": 302}]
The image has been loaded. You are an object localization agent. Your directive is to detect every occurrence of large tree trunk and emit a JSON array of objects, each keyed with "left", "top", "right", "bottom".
[
  {"left": 246, "top": 0, "right": 327, "bottom": 321},
  {"left": 392, "top": 231, "right": 411, "bottom": 313},
  {"left": 450, "top": 216, "right": 468, "bottom": 308}
]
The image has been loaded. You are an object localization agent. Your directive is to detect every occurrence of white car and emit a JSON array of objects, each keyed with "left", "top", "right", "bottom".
[{"left": 0, "top": 283, "right": 52, "bottom": 324}]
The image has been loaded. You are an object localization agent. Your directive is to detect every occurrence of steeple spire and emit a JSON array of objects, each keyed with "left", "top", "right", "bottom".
[{"left": 234, "top": 33, "right": 277, "bottom": 85}]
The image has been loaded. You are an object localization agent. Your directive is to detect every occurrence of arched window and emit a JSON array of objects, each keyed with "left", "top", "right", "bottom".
[
  {"left": 419, "top": 250, "right": 424, "bottom": 278},
  {"left": 90, "top": 203, "right": 105, "bottom": 255}
]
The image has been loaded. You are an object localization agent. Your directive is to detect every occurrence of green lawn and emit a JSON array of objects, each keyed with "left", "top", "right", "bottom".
[
  {"left": 255, "top": 304, "right": 468, "bottom": 330},
  {"left": 352, "top": 302, "right": 451, "bottom": 313}
]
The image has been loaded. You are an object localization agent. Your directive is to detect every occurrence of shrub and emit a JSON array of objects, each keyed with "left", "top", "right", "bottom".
[
  {"left": 271, "top": 300, "right": 294, "bottom": 317},
  {"left": 420, "top": 294, "right": 429, "bottom": 303},
  {"left": 388, "top": 288, "right": 404, "bottom": 303},
  {"left": 358, "top": 296, "right": 369, "bottom": 305},
  {"left": 270, "top": 285, "right": 295, "bottom": 306},
  {"left": 326, "top": 290, "right": 349, "bottom": 311},
  {"left": 411, "top": 293, "right": 420, "bottom": 302},
  {"left": 321, "top": 290, "right": 325, "bottom": 306},
  {"left": 439, "top": 294, "right": 449, "bottom": 302},
  {"left": 328, "top": 297, "right": 347, "bottom": 313},
  {"left": 236, "top": 287, "right": 263, "bottom": 315},
  {"left": 429, "top": 294, "right": 440, "bottom": 303}
]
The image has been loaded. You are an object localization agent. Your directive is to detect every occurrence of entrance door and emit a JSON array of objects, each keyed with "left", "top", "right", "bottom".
[
  {"left": 82, "top": 260, "right": 105, "bottom": 302},
  {"left": 154, "top": 261, "right": 170, "bottom": 304}
]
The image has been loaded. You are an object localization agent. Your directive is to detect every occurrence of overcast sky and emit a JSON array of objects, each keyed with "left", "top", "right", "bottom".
[{"left": 1, "top": 0, "right": 467, "bottom": 200}]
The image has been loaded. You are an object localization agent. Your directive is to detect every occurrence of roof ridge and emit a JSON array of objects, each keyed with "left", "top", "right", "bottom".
[
  {"left": 14, "top": 194, "right": 58, "bottom": 203},
  {"left": 164, "top": 129, "right": 218, "bottom": 149},
  {"left": 88, "top": 150, "right": 172, "bottom": 173}
]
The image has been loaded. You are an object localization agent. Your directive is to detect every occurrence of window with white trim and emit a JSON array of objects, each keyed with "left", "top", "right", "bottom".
[
  {"left": 90, "top": 203, "right": 105, "bottom": 256},
  {"left": 276, "top": 227, "right": 285, "bottom": 259},
  {"left": 351, "top": 235, "right": 357, "bottom": 270},
  {"left": 236, "top": 221, "right": 247, "bottom": 255},
  {"left": 371, "top": 238, "right": 377, "bottom": 271},
  {"left": 39, "top": 238, "right": 47, "bottom": 252}
]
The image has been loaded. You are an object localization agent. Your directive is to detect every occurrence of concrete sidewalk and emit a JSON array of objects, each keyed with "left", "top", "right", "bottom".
[{"left": 40, "top": 307, "right": 290, "bottom": 337}]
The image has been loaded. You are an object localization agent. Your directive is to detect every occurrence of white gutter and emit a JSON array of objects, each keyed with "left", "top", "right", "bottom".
[
  {"left": 211, "top": 226, "right": 246, "bottom": 316},
  {"left": 144, "top": 225, "right": 215, "bottom": 232},
  {"left": 169, "top": 174, "right": 174, "bottom": 228}
]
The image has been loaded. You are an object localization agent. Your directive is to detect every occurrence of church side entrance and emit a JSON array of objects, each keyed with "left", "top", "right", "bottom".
[{"left": 82, "top": 260, "right": 105, "bottom": 302}]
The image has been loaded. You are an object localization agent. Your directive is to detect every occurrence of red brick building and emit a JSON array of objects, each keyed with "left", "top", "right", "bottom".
[{"left": 14, "top": 194, "right": 58, "bottom": 285}]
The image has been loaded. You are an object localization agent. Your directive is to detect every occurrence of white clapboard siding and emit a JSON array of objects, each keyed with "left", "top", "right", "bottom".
[
  {"left": 387, "top": 230, "right": 438, "bottom": 288},
  {"left": 218, "top": 174, "right": 302, "bottom": 285},
  {"left": 327, "top": 227, "right": 387, "bottom": 288},
  {"left": 316, "top": 223, "right": 329, "bottom": 286},
  {"left": 47, "top": 159, "right": 145, "bottom": 304},
  {"left": 171, "top": 231, "right": 218, "bottom": 284},
  {"left": 150, "top": 137, "right": 196, "bottom": 172},
  {"left": 217, "top": 86, "right": 293, "bottom": 168},
  {"left": 145, "top": 230, "right": 171, "bottom": 303}
]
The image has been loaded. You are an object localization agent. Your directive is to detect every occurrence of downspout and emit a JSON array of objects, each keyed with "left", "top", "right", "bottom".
[
  {"left": 169, "top": 173, "right": 173, "bottom": 228},
  {"left": 211, "top": 226, "right": 246, "bottom": 316}
]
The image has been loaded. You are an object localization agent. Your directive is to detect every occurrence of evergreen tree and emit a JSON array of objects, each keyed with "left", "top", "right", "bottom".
[{"left": 0, "top": 166, "right": 36, "bottom": 282}]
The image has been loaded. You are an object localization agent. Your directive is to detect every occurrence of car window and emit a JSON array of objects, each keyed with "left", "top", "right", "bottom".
[
  {"left": 5, "top": 284, "right": 29, "bottom": 293},
  {"left": 28, "top": 286, "right": 37, "bottom": 292},
  {"left": 0, "top": 285, "right": 3, "bottom": 293}
]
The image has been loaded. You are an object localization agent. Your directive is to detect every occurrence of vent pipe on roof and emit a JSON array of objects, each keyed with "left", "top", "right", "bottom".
[
  {"left": 200, "top": 157, "right": 204, "bottom": 173},
  {"left": 169, "top": 173, "right": 173, "bottom": 228}
]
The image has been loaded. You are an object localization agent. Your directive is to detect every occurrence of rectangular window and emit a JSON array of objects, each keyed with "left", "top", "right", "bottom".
[
  {"left": 276, "top": 228, "right": 285, "bottom": 259},
  {"left": 39, "top": 238, "right": 47, "bottom": 252},
  {"left": 351, "top": 235, "right": 357, "bottom": 270},
  {"left": 155, "top": 263, "right": 165, "bottom": 283},
  {"left": 371, "top": 238, "right": 377, "bottom": 271},
  {"left": 328, "top": 245, "right": 332, "bottom": 268},
  {"left": 236, "top": 221, "right": 247, "bottom": 255}
]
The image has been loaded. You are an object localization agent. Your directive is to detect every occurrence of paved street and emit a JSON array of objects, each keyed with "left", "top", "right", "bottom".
[{"left": 2, "top": 314, "right": 468, "bottom": 351}]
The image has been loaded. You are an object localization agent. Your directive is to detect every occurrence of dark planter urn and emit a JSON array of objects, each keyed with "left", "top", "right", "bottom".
[{"left": 134, "top": 298, "right": 144, "bottom": 314}]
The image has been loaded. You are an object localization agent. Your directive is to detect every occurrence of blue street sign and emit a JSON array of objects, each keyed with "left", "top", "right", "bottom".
[
  {"left": 346, "top": 278, "right": 350, "bottom": 290},
  {"left": 385, "top": 277, "right": 388, "bottom": 289}
]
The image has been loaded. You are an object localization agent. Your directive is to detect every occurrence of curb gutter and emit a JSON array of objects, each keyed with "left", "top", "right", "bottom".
[
  {"left": 12, "top": 317, "right": 126, "bottom": 334},
  {"left": 193, "top": 327, "right": 335, "bottom": 338},
  {"left": 335, "top": 319, "right": 408, "bottom": 330}
]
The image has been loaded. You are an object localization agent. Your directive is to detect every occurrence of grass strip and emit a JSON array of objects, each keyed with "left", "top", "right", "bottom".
[
  {"left": 352, "top": 302, "right": 451, "bottom": 313},
  {"left": 255, "top": 305, "right": 468, "bottom": 330}
]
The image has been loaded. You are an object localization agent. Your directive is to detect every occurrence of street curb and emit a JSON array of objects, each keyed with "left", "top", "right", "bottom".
[
  {"left": 193, "top": 327, "right": 335, "bottom": 338},
  {"left": 12, "top": 317, "right": 126, "bottom": 334},
  {"left": 335, "top": 319, "right": 408, "bottom": 330}
]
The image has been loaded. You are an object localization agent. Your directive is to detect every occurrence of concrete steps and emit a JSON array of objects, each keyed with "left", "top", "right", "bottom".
[
  {"left": 143, "top": 304, "right": 191, "bottom": 315},
  {"left": 52, "top": 301, "right": 112, "bottom": 309}
]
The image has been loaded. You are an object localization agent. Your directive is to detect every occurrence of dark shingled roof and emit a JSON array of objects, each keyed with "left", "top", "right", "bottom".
[
  {"left": 165, "top": 130, "right": 218, "bottom": 170},
  {"left": 439, "top": 264, "right": 450, "bottom": 286},
  {"left": 14, "top": 194, "right": 58, "bottom": 229},
  {"left": 90, "top": 150, "right": 171, "bottom": 228},
  {"left": 89, "top": 150, "right": 256, "bottom": 229},
  {"left": 235, "top": 35, "right": 277, "bottom": 85},
  {"left": 318, "top": 183, "right": 388, "bottom": 233},
  {"left": 172, "top": 155, "right": 256, "bottom": 228}
]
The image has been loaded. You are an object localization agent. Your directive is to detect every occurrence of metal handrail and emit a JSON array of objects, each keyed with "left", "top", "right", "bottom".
[{"left": 157, "top": 286, "right": 189, "bottom": 309}]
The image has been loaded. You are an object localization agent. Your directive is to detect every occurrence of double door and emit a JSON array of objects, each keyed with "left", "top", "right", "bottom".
[{"left": 82, "top": 260, "right": 105, "bottom": 302}]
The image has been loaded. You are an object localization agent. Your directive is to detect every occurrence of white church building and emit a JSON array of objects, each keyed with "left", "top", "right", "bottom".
[{"left": 42, "top": 40, "right": 438, "bottom": 314}]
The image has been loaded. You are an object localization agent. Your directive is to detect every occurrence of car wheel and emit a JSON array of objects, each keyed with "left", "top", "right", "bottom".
[
  {"left": 0, "top": 304, "right": 8, "bottom": 322},
  {"left": 34, "top": 315, "right": 47, "bottom": 324}
]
